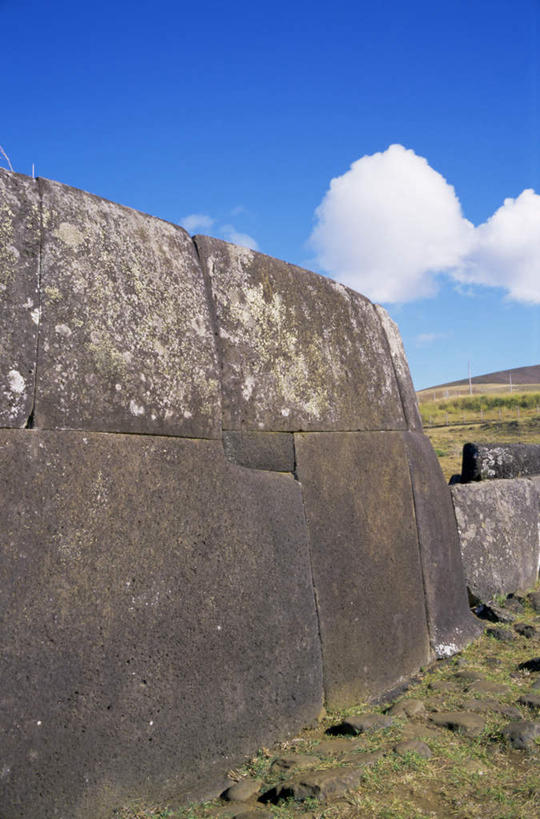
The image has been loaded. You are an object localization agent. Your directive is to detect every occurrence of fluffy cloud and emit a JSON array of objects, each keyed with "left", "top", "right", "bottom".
[
  {"left": 180, "top": 213, "right": 215, "bottom": 233},
  {"left": 220, "top": 224, "right": 259, "bottom": 251},
  {"left": 180, "top": 213, "right": 258, "bottom": 251},
  {"left": 310, "top": 145, "right": 540, "bottom": 304}
]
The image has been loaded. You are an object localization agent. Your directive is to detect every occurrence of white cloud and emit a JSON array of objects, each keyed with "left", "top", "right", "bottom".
[
  {"left": 220, "top": 224, "right": 259, "bottom": 251},
  {"left": 415, "top": 332, "right": 449, "bottom": 347},
  {"left": 310, "top": 145, "right": 540, "bottom": 304},
  {"left": 180, "top": 213, "right": 215, "bottom": 233}
]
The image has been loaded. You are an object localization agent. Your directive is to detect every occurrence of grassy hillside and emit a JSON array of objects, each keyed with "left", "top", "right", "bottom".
[
  {"left": 419, "top": 391, "right": 540, "bottom": 426},
  {"left": 419, "top": 363, "right": 540, "bottom": 394}
]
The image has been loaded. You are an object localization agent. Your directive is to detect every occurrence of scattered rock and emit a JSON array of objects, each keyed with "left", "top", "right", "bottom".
[
  {"left": 467, "top": 679, "right": 510, "bottom": 696},
  {"left": 463, "top": 698, "right": 521, "bottom": 719},
  {"left": 476, "top": 603, "right": 516, "bottom": 624},
  {"left": 329, "top": 713, "right": 393, "bottom": 736},
  {"left": 222, "top": 779, "right": 262, "bottom": 802},
  {"left": 518, "top": 657, "right": 540, "bottom": 672},
  {"left": 428, "top": 680, "right": 456, "bottom": 693},
  {"left": 401, "top": 723, "right": 443, "bottom": 741},
  {"left": 503, "top": 596, "right": 525, "bottom": 614},
  {"left": 517, "top": 693, "right": 540, "bottom": 711},
  {"left": 263, "top": 757, "right": 381, "bottom": 803},
  {"left": 528, "top": 591, "right": 540, "bottom": 612},
  {"left": 270, "top": 754, "right": 316, "bottom": 773},
  {"left": 387, "top": 699, "right": 427, "bottom": 718},
  {"left": 429, "top": 711, "right": 486, "bottom": 737},
  {"left": 484, "top": 656, "right": 502, "bottom": 667},
  {"left": 312, "top": 739, "right": 365, "bottom": 757},
  {"left": 502, "top": 720, "right": 540, "bottom": 750},
  {"left": 514, "top": 622, "right": 536, "bottom": 639},
  {"left": 454, "top": 670, "right": 485, "bottom": 684},
  {"left": 486, "top": 627, "right": 516, "bottom": 642},
  {"left": 394, "top": 739, "right": 432, "bottom": 759}
]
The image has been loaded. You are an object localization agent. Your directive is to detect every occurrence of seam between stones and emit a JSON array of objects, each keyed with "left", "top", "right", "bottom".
[
  {"left": 402, "top": 431, "right": 435, "bottom": 656},
  {"left": 1, "top": 425, "right": 220, "bottom": 442},
  {"left": 24, "top": 177, "right": 44, "bottom": 428},
  {"left": 292, "top": 433, "right": 327, "bottom": 707},
  {"left": 192, "top": 236, "right": 226, "bottom": 441},
  {"left": 371, "top": 302, "right": 410, "bottom": 430}
]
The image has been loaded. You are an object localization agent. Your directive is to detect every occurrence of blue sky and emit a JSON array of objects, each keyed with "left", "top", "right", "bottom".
[{"left": 2, "top": 0, "right": 539, "bottom": 389}]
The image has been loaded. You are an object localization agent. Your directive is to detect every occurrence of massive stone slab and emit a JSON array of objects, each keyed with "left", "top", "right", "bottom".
[
  {"left": 222, "top": 431, "right": 294, "bottom": 471},
  {"left": 0, "top": 429, "right": 323, "bottom": 818},
  {"left": 451, "top": 478, "right": 539, "bottom": 602},
  {"left": 0, "top": 169, "right": 40, "bottom": 426},
  {"left": 403, "top": 432, "right": 482, "bottom": 656},
  {"left": 462, "top": 442, "right": 540, "bottom": 482},
  {"left": 294, "top": 431, "right": 430, "bottom": 707},
  {"left": 194, "top": 236, "right": 406, "bottom": 432},
  {"left": 375, "top": 306, "right": 422, "bottom": 430},
  {"left": 35, "top": 179, "right": 221, "bottom": 437}
]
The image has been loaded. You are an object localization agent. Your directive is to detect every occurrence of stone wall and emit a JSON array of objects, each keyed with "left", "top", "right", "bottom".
[{"left": 0, "top": 170, "right": 478, "bottom": 818}]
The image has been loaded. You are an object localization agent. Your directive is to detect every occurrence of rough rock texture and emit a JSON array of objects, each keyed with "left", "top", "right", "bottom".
[
  {"left": 222, "top": 431, "right": 294, "bottom": 471},
  {"left": 0, "top": 430, "right": 323, "bottom": 818},
  {"left": 295, "top": 431, "right": 430, "bottom": 707},
  {"left": 0, "top": 169, "right": 40, "bottom": 426},
  {"left": 403, "top": 431, "right": 482, "bottom": 655},
  {"left": 374, "top": 305, "right": 422, "bottom": 430},
  {"left": 194, "top": 235, "right": 406, "bottom": 432},
  {"left": 36, "top": 179, "right": 221, "bottom": 437},
  {"left": 451, "top": 479, "right": 539, "bottom": 601},
  {"left": 462, "top": 442, "right": 540, "bottom": 482}
]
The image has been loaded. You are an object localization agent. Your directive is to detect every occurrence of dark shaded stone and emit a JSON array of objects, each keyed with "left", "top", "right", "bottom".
[
  {"left": 394, "top": 739, "right": 432, "bottom": 759},
  {"left": 462, "top": 699, "right": 521, "bottom": 719},
  {"left": 402, "top": 432, "right": 482, "bottom": 657},
  {"left": 462, "top": 442, "right": 540, "bottom": 482},
  {"left": 475, "top": 603, "right": 515, "bottom": 624},
  {"left": 429, "top": 711, "right": 486, "bottom": 737},
  {"left": 374, "top": 305, "right": 422, "bottom": 430},
  {"left": 518, "top": 657, "right": 540, "bottom": 672},
  {"left": 295, "top": 431, "right": 430, "bottom": 707},
  {"left": 532, "top": 678, "right": 540, "bottom": 690},
  {"left": 514, "top": 622, "right": 536, "bottom": 639},
  {"left": 502, "top": 720, "right": 540, "bottom": 750},
  {"left": 451, "top": 479, "right": 539, "bottom": 601},
  {"left": 486, "top": 627, "right": 516, "bottom": 642},
  {"left": 503, "top": 595, "right": 525, "bottom": 614},
  {"left": 194, "top": 235, "right": 406, "bottom": 432},
  {"left": 528, "top": 591, "right": 540, "bottom": 612},
  {"left": 0, "top": 430, "right": 323, "bottom": 818},
  {"left": 484, "top": 656, "right": 502, "bottom": 667},
  {"left": 222, "top": 431, "right": 294, "bottom": 472},
  {"left": 0, "top": 169, "right": 40, "bottom": 426},
  {"left": 35, "top": 179, "right": 221, "bottom": 437},
  {"left": 223, "top": 779, "right": 262, "bottom": 802},
  {"left": 518, "top": 693, "right": 540, "bottom": 711},
  {"left": 329, "top": 714, "right": 394, "bottom": 736},
  {"left": 263, "top": 758, "right": 381, "bottom": 803}
]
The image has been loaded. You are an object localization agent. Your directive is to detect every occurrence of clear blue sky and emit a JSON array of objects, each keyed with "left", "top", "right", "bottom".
[{"left": 2, "top": 0, "right": 539, "bottom": 389}]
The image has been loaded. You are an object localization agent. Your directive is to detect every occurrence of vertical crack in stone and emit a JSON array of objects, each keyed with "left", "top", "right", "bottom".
[
  {"left": 293, "top": 433, "right": 327, "bottom": 706},
  {"left": 24, "top": 177, "right": 44, "bottom": 429}
]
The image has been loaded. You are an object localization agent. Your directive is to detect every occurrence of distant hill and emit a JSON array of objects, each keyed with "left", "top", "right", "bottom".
[{"left": 424, "top": 364, "right": 540, "bottom": 391}]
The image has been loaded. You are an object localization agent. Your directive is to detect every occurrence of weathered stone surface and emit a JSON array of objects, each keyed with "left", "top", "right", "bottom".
[
  {"left": 332, "top": 714, "right": 394, "bottom": 735},
  {"left": 486, "top": 627, "right": 516, "bottom": 642},
  {"left": 312, "top": 738, "right": 367, "bottom": 757},
  {"left": 454, "top": 670, "right": 486, "bottom": 684},
  {"left": 451, "top": 479, "right": 539, "bottom": 602},
  {"left": 403, "top": 432, "right": 481, "bottom": 656},
  {"left": 270, "top": 754, "right": 317, "bottom": 773},
  {"left": 528, "top": 591, "right": 540, "bottom": 612},
  {"left": 514, "top": 622, "right": 536, "bottom": 638},
  {"left": 222, "top": 779, "right": 262, "bottom": 802},
  {"left": 295, "top": 431, "right": 430, "bottom": 707},
  {"left": 374, "top": 305, "right": 422, "bottom": 430},
  {"left": 476, "top": 602, "right": 516, "bottom": 624},
  {"left": 467, "top": 679, "right": 510, "bottom": 696},
  {"left": 194, "top": 235, "right": 406, "bottom": 432},
  {"left": 265, "top": 758, "right": 381, "bottom": 803},
  {"left": 387, "top": 699, "right": 427, "bottom": 719},
  {"left": 0, "top": 430, "right": 323, "bottom": 818},
  {"left": 518, "top": 693, "right": 540, "bottom": 710},
  {"left": 222, "top": 431, "right": 294, "bottom": 471},
  {"left": 394, "top": 739, "right": 432, "bottom": 759},
  {"left": 0, "top": 169, "right": 40, "bottom": 426},
  {"left": 429, "top": 711, "right": 486, "bottom": 737},
  {"left": 462, "top": 442, "right": 540, "bottom": 482},
  {"left": 35, "top": 179, "right": 221, "bottom": 437},
  {"left": 462, "top": 700, "right": 521, "bottom": 719},
  {"left": 502, "top": 720, "right": 540, "bottom": 749}
]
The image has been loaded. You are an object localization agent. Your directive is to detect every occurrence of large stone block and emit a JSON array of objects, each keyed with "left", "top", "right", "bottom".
[
  {"left": 194, "top": 236, "right": 405, "bottom": 432},
  {"left": 294, "top": 431, "right": 430, "bottom": 708},
  {"left": 374, "top": 306, "right": 422, "bottom": 430},
  {"left": 403, "top": 432, "right": 482, "bottom": 656},
  {"left": 34, "top": 179, "right": 221, "bottom": 437},
  {"left": 462, "top": 442, "right": 540, "bottom": 482},
  {"left": 222, "top": 430, "right": 294, "bottom": 471},
  {"left": 451, "top": 478, "right": 539, "bottom": 602},
  {"left": 0, "top": 169, "right": 40, "bottom": 426},
  {"left": 0, "top": 430, "right": 323, "bottom": 818}
]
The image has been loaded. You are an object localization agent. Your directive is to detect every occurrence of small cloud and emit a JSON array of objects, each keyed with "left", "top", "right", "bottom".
[
  {"left": 220, "top": 224, "right": 259, "bottom": 251},
  {"left": 180, "top": 213, "right": 214, "bottom": 234},
  {"left": 415, "top": 332, "right": 449, "bottom": 347}
]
